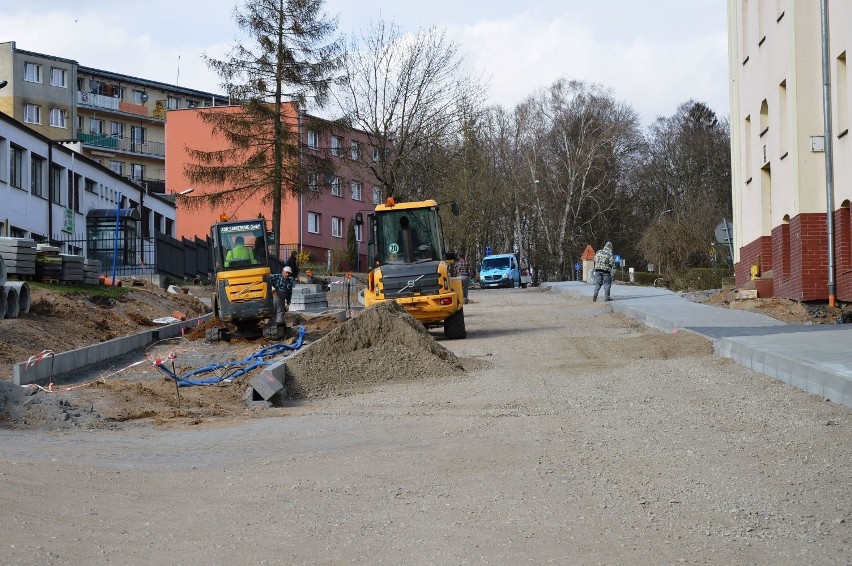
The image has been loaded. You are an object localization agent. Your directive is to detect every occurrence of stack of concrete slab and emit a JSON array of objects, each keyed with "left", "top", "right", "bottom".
[
  {"left": 60, "top": 254, "right": 85, "bottom": 283},
  {"left": 84, "top": 258, "right": 102, "bottom": 285},
  {"left": 35, "top": 244, "right": 63, "bottom": 281},
  {"left": 289, "top": 283, "right": 328, "bottom": 312},
  {"left": 0, "top": 237, "right": 36, "bottom": 277}
]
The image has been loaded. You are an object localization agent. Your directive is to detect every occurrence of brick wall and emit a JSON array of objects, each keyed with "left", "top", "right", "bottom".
[
  {"left": 739, "top": 210, "right": 852, "bottom": 302},
  {"left": 836, "top": 207, "right": 852, "bottom": 300}
]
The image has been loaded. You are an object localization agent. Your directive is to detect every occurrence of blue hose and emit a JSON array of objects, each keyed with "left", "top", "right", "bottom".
[{"left": 153, "top": 326, "right": 306, "bottom": 386}]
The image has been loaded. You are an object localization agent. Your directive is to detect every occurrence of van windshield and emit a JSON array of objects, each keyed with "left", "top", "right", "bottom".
[{"left": 482, "top": 257, "right": 511, "bottom": 270}]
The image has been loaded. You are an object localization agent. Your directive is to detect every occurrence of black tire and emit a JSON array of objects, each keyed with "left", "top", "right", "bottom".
[
  {"left": 444, "top": 308, "right": 467, "bottom": 339},
  {"left": 212, "top": 292, "right": 220, "bottom": 319},
  {"left": 521, "top": 282, "right": 528, "bottom": 288}
]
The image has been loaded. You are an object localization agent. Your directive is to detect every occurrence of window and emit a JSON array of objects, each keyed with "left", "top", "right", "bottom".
[
  {"left": 49, "top": 165, "right": 62, "bottom": 203},
  {"left": 307, "top": 130, "right": 319, "bottom": 149},
  {"left": 109, "top": 161, "right": 124, "bottom": 175},
  {"left": 132, "top": 90, "right": 147, "bottom": 104},
  {"left": 69, "top": 176, "right": 80, "bottom": 212},
  {"left": 330, "top": 176, "right": 341, "bottom": 196},
  {"left": 351, "top": 181, "right": 362, "bottom": 201},
  {"left": 373, "top": 147, "right": 380, "bottom": 162},
  {"left": 167, "top": 96, "right": 180, "bottom": 110},
  {"left": 50, "top": 67, "right": 67, "bottom": 87},
  {"left": 31, "top": 155, "right": 45, "bottom": 197},
  {"left": 49, "top": 108, "right": 67, "bottom": 128},
  {"left": 130, "top": 126, "right": 145, "bottom": 151},
  {"left": 76, "top": 115, "right": 84, "bottom": 132},
  {"left": 308, "top": 212, "right": 321, "bottom": 234},
  {"left": 372, "top": 186, "right": 382, "bottom": 205},
  {"left": 89, "top": 118, "right": 104, "bottom": 134},
  {"left": 24, "top": 104, "right": 41, "bottom": 124},
  {"left": 355, "top": 223, "right": 363, "bottom": 242},
  {"left": 130, "top": 164, "right": 144, "bottom": 181},
  {"left": 10, "top": 145, "right": 23, "bottom": 189},
  {"left": 24, "top": 62, "right": 41, "bottom": 83},
  {"left": 331, "top": 216, "right": 343, "bottom": 238},
  {"left": 84, "top": 178, "right": 97, "bottom": 193},
  {"left": 308, "top": 171, "right": 319, "bottom": 191},
  {"left": 331, "top": 135, "right": 342, "bottom": 156},
  {"left": 110, "top": 122, "right": 124, "bottom": 138},
  {"left": 350, "top": 140, "right": 361, "bottom": 160}
]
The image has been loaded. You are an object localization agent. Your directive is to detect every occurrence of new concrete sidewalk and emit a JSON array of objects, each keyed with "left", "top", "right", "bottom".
[{"left": 544, "top": 281, "right": 852, "bottom": 409}]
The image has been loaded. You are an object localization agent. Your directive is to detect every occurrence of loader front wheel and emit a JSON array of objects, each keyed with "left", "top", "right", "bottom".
[{"left": 444, "top": 308, "right": 467, "bottom": 339}]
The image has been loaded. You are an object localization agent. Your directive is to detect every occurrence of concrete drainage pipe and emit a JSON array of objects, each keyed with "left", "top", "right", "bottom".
[
  {"left": 0, "top": 256, "right": 6, "bottom": 287},
  {"left": 2, "top": 284, "right": 18, "bottom": 319},
  {"left": 5, "top": 281, "right": 30, "bottom": 314}
]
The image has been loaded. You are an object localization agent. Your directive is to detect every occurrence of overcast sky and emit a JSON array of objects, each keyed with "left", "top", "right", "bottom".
[{"left": 1, "top": 0, "right": 729, "bottom": 126}]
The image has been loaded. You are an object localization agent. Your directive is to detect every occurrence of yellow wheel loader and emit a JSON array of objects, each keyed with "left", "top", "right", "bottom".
[{"left": 364, "top": 198, "right": 466, "bottom": 339}]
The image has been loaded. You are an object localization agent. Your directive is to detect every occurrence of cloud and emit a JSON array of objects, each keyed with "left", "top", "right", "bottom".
[{"left": 453, "top": 13, "right": 729, "bottom": 125}]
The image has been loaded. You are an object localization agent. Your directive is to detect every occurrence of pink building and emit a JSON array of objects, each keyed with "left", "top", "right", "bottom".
[{"left": 166, "top": 104, "right": 382, "bottom": 271}]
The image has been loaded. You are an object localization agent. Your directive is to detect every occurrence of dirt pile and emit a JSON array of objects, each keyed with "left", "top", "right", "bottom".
[{"left": 285, "top": 301, "right": 464, "bottom": 399}]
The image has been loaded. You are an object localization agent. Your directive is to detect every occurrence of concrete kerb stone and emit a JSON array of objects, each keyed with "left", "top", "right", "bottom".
[{"left": 12, "top": 313, "right": 214, "bottom": 385}]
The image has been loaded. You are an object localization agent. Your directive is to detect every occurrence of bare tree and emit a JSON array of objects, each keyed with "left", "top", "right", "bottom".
[
  {"left": 183, "top": 0, "right": 343, "bottom": 248},
  {"left": 636, "top": 101, "right": 731, "bottom": 271},
  {"left": 514, "top": 79, "right": 643, "bottom": 279},
  {"left": 336, "top": 19, "right": 482, "bottom": 199}
]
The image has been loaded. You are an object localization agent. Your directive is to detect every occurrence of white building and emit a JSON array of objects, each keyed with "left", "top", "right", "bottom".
[
  {"left": 0, "top": 110, "right": 177, "bottom": 267},
  {"left": 727, "top": 0, "right": 851, "bottom": 301}
]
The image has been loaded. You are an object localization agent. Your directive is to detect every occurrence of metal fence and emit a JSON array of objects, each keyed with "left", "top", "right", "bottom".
[{"left": 53, "top": 232, "right": 213, "bottom": 282}]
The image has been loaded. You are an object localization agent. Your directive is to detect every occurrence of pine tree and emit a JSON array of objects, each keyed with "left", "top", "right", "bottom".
[{"left": 183, "top": 0, "right": 343, "bottom": 251}]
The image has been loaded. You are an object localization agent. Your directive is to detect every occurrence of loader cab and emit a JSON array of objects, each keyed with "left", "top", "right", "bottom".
[
  {"left": 211, "top": 220, "right": 268, "bottom": 271},
  {"left": 368, "top": 200, "right": 443, "bottom": 267}
]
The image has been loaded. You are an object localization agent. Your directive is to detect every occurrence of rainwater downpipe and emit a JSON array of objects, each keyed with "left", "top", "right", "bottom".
[
  {"left": 47, "top": 144, "right": 53, "bottom": 244},
  {"left": 820, "top": 0, "right": 837, "bottom": 307},
  {"left": 112, "top": 191, "right": 121, "bottom": 285}
]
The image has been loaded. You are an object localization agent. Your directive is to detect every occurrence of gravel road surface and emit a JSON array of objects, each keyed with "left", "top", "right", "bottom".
[{"left": 1, "top": 287, "right": 850, "bottom": 565}]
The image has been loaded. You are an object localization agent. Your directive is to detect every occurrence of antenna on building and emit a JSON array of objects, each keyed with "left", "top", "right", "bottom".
[
  {"left": 88, "top": 79, "right": 99, "bottom": 93},
  {"left": 176, "top": 53, "right": 180, "bottom": 86}
]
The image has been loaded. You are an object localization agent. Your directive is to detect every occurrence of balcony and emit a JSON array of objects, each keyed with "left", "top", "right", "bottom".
[
  {"left": 77, "top": 131, "right": 165, "bottom": 158},
  {"left": 77, "top": 91, "right": 152, "bottom": 118}
]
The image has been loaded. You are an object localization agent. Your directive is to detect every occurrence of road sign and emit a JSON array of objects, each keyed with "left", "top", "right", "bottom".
[
  {"left": 613, "top": 254, "right": 621, "bottom": 264},
  {"left": 715, "top": 220, "right": 734, "bottom": 244},
  {"left": 574, "top": 262, "right": 581, "bottom": 271},
  {"left": 485, "top": 246, "right": 492, "bottom": 256}
]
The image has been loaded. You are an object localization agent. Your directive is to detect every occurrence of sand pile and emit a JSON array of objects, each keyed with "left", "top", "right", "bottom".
[{"left": 284, "top": 301, "right": 463, "bottom": 399}]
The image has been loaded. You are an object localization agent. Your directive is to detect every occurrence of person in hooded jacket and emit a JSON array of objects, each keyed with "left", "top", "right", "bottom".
[
  {"left": 271, "top": 266, "right": 294, "bottom": 324},
  {"left": 285, "top": 251, "right": 299, "bottom": 281},
  {"left": 591, "top": 241, "right": 616, "bottom": 302}
]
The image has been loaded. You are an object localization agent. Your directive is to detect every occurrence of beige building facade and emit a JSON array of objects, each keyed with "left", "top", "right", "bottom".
[
  {"left": 728, "top": 0, "right": 851, "bottom": 301},
  {"left": 0, "top": 41, "right": 227, "bottom": 196}
]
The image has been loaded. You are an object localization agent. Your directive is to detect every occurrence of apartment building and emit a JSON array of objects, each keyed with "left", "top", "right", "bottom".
[
  {"left": 0, "top": 110, "right": 177, "bottom": 267},
  {"left": 166, "top": 104, "right": 385, "bottom": 269},
  {"left": 728, "top": 1, "right": 852, "bottom": 301},
  {"left": 0, "top": 41, "right": 227, "bottom": 197}
]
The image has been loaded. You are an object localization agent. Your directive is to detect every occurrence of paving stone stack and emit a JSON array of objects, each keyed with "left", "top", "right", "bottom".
[
  {"left": 0, "top": 237, "right": 36, "bottom": 278},
  {"left": 289, "top": 283, "right": 328, "bottom": 312},
  {"left": 60, "top": 254, "right": 85, "bottom": 283},
  {"left": 35, "top": 244, "right": 63, "bottom": 281},
  {"left": 83, "top": 258, "right": 102, "bottom": 285}
]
